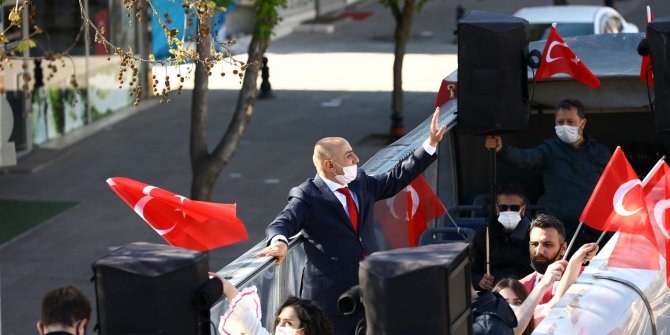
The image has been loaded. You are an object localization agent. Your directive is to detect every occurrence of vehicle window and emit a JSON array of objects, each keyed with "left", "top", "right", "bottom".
[{"left": 533, "top": 23, "right": 594, "bottom": 41}]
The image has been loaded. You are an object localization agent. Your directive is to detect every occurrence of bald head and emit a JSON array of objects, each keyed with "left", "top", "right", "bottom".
[
  {"left": 313, "top": 137, "right": 347, "bottom": 172},
  {"left": 313, "top": 137, "right": 359, "bottom": 183}
]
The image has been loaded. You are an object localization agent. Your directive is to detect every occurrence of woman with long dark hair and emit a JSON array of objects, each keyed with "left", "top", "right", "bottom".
[
  {"left": 494, "top": 278, "right": 534, "bottom": 335},
  {"left": 214, "top": 273, "right": 333, "bottom": 335}
]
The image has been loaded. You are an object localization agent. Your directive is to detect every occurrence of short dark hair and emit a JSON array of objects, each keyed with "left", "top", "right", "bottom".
[
  {"left": 529, "top": 214, "right": 566, "bottom": 242},
  {"left": 274, "top": 296, "right": 333, "bottom": 335},
  {"left": 40, "top": 286, "right": 91, "bottom": 327},
  {"left": 556, "top": 98, "right": 585, "bottom": 119},
  {"left": 497, "top": 183, "right": 526, "bottom": 204}
]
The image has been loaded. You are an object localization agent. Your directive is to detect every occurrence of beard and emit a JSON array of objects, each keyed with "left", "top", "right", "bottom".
[{"left": 531, "top": 252, "right": 560, "bottom": 274}]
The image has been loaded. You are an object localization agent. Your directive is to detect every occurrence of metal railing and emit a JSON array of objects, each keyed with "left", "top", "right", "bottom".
[{"left": 210, "top": 106, "right": 458, "bottom": 330}]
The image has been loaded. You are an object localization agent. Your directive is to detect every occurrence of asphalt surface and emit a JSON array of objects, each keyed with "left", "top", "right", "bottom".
[{"left": 0, "top": 0, "right": 665, "bottom": 333}]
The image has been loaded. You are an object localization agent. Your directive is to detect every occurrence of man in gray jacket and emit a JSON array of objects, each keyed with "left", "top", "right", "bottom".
[{"left": 485, "top": 99, "right": 610, "bottom": 254}]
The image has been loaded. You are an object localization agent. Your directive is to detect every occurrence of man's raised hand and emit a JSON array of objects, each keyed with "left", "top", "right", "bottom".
[{"left": 429, "top": 107, "right": 448, "bottom": 147}]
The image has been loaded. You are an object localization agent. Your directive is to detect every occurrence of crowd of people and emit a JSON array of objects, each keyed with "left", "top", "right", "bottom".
[{"left": 39, "top": 99, "right": 610, "bottom": 335}]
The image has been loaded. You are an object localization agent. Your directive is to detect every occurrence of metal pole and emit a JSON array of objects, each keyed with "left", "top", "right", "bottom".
[
  {"left": 562, "top": 221, "right": 584, "bottom": 260},
  {"left": 487, "top": 147, "right": 497, "bottom": 274}
]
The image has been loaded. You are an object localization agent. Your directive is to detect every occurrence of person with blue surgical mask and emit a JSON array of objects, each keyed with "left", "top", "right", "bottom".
[
  {"left": 471, "top": 183, "right": 534, "bottom": 291},
  {"left": 484, "top": 98, "right": 611, "bottom": 258}
]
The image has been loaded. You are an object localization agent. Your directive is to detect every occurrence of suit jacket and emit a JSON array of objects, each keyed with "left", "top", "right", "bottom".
[{"left": 266, "top": 146, "right": 437, "bottom": 317}]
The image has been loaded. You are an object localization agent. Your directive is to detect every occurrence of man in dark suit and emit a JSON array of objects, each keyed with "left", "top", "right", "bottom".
[{"left": 257, "top": 108, "right": 446, "bottom": 334}]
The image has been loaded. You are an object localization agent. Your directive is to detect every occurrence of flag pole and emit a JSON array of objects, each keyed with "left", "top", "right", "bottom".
[
  {"left": 562, "top": 221, "right": 584, "bottom": 260},
  {"left": 591, "top": 156, "right": 666, "bottom": 249},
  {"left": 487, "top": 146, "right": 497, "bottom": 275}
]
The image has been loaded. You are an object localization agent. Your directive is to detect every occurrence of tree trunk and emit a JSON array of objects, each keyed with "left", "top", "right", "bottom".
[
  {"left": 190, "top": 17, "right": 213, "bottom": 200},
  {"left": 189, "top": 12, "right": 270, "bottom": 201},
  {"left": 390, "top": 0, "right": 416, "bottom": 140}
]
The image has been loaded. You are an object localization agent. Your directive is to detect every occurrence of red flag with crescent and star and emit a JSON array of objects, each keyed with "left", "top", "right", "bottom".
[
  {"left": 579, "top": 147, "right": 657, "bottom": 250},
  {"left": 373, "top": 175, "right": 446, "bottom": 248},
  {"left": 609, "top": 160, "right": 670, "bottom": 272},
  {"left": 407, "top": 175, "right": 447, "bottom": 247},
  {"left": 535, "top": 24, "right": 601, "bottom": 88},
  {"left": 106, "top": 177, "right": 248, "bottom": 251},
  {"left": 640, "top": 6, "right": 654, "bottom": 86}
]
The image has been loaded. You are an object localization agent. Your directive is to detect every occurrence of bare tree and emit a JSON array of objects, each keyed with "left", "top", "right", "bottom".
[
  {"left": 190, "top": 1, "right": 284, "bottom": 200},
  {"left": 381, "top": 0, "right": 427, "bottom": 140}
]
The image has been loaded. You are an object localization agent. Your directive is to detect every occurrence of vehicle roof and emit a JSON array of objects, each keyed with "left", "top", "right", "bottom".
[
  {"left": 514, "top": 5, "right": 613, "bottom": 23},
  {"left": 442, "top": 33, "right": 649, "bottom": 110}
]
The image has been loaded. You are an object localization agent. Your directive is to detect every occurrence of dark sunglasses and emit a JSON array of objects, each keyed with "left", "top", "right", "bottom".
[{"left": 498, "top": 204, "right": 521, "bottom": 211}]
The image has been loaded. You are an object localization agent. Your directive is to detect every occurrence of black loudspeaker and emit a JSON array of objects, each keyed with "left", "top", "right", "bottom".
[
  {"left": 92, "top": 242, "right": 209, "bottom": 335},
  {"left": 359, "top": 243, "right": 472, "bottom": 335},
  {"left": 648, "top": 16, "right": 670, "bottom": 133},
  {"left": 457, "top": 10, "right": 530, "bottom": 136}
]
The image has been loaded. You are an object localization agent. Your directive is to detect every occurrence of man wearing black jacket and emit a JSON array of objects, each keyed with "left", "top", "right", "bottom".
[{"left": 471, "top": 184, "right": 534, "bottom": 290}]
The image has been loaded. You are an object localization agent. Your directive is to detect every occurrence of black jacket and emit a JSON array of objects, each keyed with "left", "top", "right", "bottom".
[
  {"left": 471, "top": 216, "right": 534, "bottom": 290},
  {"left": 472, "top": 290, "right": 517, "bottom": 335}
]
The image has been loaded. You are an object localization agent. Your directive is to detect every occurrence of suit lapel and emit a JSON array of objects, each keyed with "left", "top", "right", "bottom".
[{"left": 314, "top": 175, "right": 357, "bottom": 233}]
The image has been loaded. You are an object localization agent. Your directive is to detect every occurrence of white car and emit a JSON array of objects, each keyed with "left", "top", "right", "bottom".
[{"left": 513, "top": 5, "right": 639, "bottom": 41}]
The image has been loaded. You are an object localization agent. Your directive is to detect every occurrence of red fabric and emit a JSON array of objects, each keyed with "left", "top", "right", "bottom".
[
  {"left": 579, "top": 147, "right": 657, "bottom": 250},
  {"left": 643, "top": 162, "right": 670, "bottom": 285},
  {"left": 107, "top": 177, "right": 247, "bottom": 251},
  {"left": 535, "top": 25, "right": 600, "bottom": 88},
  {"left": 340, "top": 11, "right": 373, "bottom": 21},
  {"left": 374, "top": 191, "right": 410, "bottom": 249},
  {"left": 640, "top": 7, "right": 655, "bottom": 86},
  {"left": 406, "top": 175, "right": 447, "bottom": 247},
  {"left": 520, "top": 272, "right": 554, "bottom": 304},
  {"left": 337, "top": 188, "right": 359, "bottom": 232},
  {"left": 609, "top": 232, "right": 660, "bottom": 269},
  {"left": 642, "top": 161, "right": 670, "bottom": 256},
  {"left": 609, "top": 161, "right": 669, "bottom": 270},
  {"left": 434, "top": 80, "right": 457, "bottom": 108}
]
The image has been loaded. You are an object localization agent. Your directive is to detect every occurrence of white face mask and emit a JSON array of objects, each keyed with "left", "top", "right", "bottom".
[
  {"left": 275, "top": 326, "right": 301, "bottom": 335},
  {"left": 332, "top": 161, "right": 357, "bottom": 185},
  {"left": 498, "top": 211, "right": 522, "bottom": 231},
  {"left": 555, "top": 124, "right": 581, "bottom": 144}
]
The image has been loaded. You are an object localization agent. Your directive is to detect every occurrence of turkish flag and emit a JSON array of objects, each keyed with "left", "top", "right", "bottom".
[
  {"left": 373, "top": 175, "right": 446, "bottom": 248},
  {"left": 608, "top": 160, "right": 669, "bottom": 270},
  {"left": 640, "top": 6, "right": 654, "bottom": 86},
  {"left": 374, "top": 192, "right": 411, "bottom": 249},
  {"left": 535, "top": 25, "right": 601, "bottom": 88},
  {"left": 107, "top": 177, "right": 248, "bottom": 251},
  {"left": 579, "top": 147, "right": 656, "bottom": 250},
  {"left": 406, "top": 175, "right": 447, "bottom": 247}
]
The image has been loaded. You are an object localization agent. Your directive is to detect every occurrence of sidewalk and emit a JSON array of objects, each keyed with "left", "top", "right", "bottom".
[{"left": 0, "top": 0, "right": 652, "bottom": 333}]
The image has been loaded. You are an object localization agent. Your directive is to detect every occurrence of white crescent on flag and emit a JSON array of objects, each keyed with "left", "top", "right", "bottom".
[
  {"left": 613, "top": 179, "right": 642, "bottom": 216},
  {"left": 132, "top": 186, "right": 178, "bottom": 236},
  {"left": 654, "top": 199, "right": 670, "bottom": 239},
  {"left": 385, "top": 197, "right": 400, "bottom": 219},
  {"left": 546, "top": 41, "right": 569, "bottom": 63},
  {"left": 407, "top": 185, "right": 419, "bottom": 218}
]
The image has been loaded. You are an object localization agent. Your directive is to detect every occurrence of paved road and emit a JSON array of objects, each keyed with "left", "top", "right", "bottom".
[{"left": 0, "top": 0, "right": 655, "bottom": 333}]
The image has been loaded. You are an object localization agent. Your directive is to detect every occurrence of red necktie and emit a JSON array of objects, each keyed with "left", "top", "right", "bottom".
[{"left": 337, "top": 188, "right": 358, "bottom": 232}]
